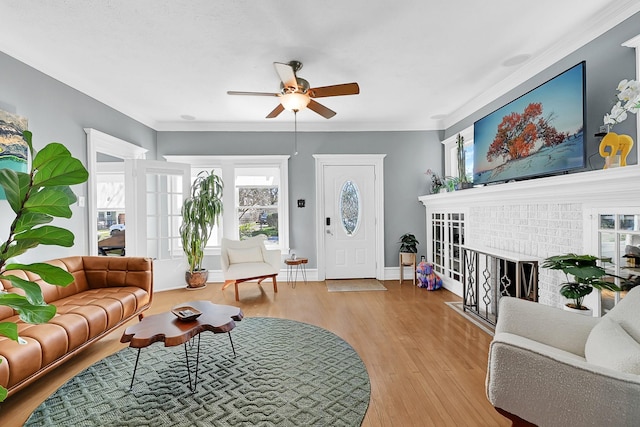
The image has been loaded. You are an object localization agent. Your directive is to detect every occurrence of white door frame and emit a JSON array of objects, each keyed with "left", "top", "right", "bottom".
[
  {"left": 314, "top": 154, "right": 386, "bottom": 281},
  {"left": 85, "top": 128, "right": 147, "bottom": 256}
]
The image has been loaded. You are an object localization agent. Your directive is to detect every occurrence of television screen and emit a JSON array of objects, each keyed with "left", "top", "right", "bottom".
[{"left": 473, "top": 62, "right": 585, "bottom": 185}]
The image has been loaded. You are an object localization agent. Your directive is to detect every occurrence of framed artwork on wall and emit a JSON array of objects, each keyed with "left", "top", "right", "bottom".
[{"left": 0, "top": 109, "right": 28, "bottom": 199}]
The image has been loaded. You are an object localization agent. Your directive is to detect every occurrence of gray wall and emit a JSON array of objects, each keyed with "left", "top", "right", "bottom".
[
  {"left": 0, "top": 51, "right": 156, "bottom": 261},
  {"left": 446, "top": 11, "right": 640, "bottom": 169},
  {"left": 157, "top": 130, "right": 443, "bottom": 268}
]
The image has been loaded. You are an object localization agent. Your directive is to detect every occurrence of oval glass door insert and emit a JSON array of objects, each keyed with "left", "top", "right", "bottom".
[{"left": 339, "top": 180, "right": 361, "bottom": 236}]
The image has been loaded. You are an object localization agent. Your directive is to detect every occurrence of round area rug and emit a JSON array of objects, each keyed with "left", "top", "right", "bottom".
[{"left": 26, "top": 317, "right": 370, "bottom": 426}]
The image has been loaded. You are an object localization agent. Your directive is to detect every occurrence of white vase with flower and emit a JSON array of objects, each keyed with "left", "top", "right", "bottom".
[{"left": 600, "top": 79, "right": 640, "bottom": 169}]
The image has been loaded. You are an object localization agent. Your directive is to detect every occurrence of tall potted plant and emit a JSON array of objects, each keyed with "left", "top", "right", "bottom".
[
  {"left": 456, "top": 133, "right": 472, "bottom": 189},
  {"left": 0, "top": 131, "right": 88, "bottom": 401},
  {"left": 179, "top": 170, "right": 223, "bottom": 289},
  {"left": 542, "top": 253, "right": 620, "bottom": 316}
]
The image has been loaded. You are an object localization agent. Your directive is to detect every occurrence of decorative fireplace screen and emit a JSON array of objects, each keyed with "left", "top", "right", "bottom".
[{"left": 462, "top": 246, "right": 539, "bottom": 327}]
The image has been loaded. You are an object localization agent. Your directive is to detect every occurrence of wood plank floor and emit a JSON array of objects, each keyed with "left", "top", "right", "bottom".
[{"left": 1, "top": 279, "right": 509, "bottom": 427}]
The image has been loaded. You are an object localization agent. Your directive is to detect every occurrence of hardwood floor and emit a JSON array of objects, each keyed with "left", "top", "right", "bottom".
[{"left": 1, "top": 280, "right": 509, "bottom": 427}]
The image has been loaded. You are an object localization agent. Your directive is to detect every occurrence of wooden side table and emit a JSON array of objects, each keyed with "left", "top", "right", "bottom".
[
  {"left": 284, "top": 257, "right": 308, "bottom": 288},
  {"left": 399, "top": 252, "right": 416, "bottom": 285}
]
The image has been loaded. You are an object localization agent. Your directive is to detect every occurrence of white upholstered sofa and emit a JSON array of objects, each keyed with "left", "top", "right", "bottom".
[
  {"left": 486, "top": 285, "right": 640, "bottom": 426},
  {"left": 220, "top": 235, "right": 280, "bottom": 301}
]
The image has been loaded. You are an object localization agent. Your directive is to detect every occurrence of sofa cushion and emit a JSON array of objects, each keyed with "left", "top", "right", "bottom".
[
  {"left": 585, "top": 316, "right": 640, "bottom": 375},
  {"left": 605, "top": 285, "right": 640, "bottom": 343},
  {"left": 227, "top": 247, "right": 264, "bottom": 264}
]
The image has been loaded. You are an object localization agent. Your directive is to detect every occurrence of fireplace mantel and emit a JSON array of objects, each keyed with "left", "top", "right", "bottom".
[{"left": 419, "top": 165, "right": 640, "bottom": 208}]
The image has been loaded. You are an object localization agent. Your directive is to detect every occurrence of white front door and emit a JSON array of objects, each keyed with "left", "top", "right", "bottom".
[
  {"left": 125, "top": 159, "right": 191, "bottom": 291},
  {"left": 323, "top": 164, "right": 377, "bottom": 279}
]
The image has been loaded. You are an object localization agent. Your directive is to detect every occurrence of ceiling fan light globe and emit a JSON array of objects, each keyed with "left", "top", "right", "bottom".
[{"left": 280, "top": 93, "right": 310, "bottom": 112}]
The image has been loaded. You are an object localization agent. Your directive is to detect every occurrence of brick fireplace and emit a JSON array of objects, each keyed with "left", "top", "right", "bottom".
[{"left": 419, "top": 165, "right": 640, "bottom": 313}]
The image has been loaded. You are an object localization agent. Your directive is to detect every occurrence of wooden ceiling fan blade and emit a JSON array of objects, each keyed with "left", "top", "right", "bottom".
[
  {"left": 266, "top": 104, "right": 285, "bottom": 119},
  {"left": 308, "top": 99, "right": 336, "bottom": 119},
  {"left": 227, "top": 91, "right": 279, "bottom": 97},
  {"left": 309, "top": 82, "right": 360, "bottom": 98},
  {"left": 273, "top": 62, "right": 298, "bottom": 91}
]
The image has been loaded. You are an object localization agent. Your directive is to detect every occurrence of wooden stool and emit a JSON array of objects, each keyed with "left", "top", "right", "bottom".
[{"left": 399, "top": 252, "right": 416, "bottom": 285}]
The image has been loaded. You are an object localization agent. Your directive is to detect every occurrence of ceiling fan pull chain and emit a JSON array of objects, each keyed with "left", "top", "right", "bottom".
[{"left": 293, "top": 110, "right": 299, "bottom": 156}]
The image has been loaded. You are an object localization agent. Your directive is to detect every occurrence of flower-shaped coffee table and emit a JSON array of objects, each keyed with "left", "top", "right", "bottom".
[{"left": 121, "top": 300, "right": 243, "bottom": 392}]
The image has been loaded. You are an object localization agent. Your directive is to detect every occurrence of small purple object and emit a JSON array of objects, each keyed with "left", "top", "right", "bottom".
[{"left": 416, "top": 261, "right": 442, "bottom": 290}]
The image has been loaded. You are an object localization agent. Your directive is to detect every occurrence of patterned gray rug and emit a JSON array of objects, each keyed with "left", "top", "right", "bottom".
[{"left": 26, "top": 317, "right": 370, "bottom": 426}]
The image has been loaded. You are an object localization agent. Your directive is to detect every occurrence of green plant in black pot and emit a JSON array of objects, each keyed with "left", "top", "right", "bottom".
[
  {"left": 399, "top": 233, "right": 419, "bottom": 253},
  {"left": 0, "top": 131, "right": 88, "bottom": 401},
  {"left": 542, "top": 253, "right": 620, "bottom": 312}
]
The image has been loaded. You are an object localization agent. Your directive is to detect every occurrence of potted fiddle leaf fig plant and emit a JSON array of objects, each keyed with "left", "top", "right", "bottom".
[
  {"left": 0, "top": 131, "right": 88, "bottom": 401},
  {"left": 179, "top": 170, "right": 223, "bottom": 289},
  {"left": 542, "top": 253, "right": 620, "bottom": 316}
]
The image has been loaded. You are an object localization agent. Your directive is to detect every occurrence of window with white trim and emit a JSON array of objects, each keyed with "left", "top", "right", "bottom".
[
  {"left": 164, "top": 155, "right": 290, "bottom": 252},
  {"left": 443, "top": 126, "right": 474, "bottom": 183},
  {"left": 596, "top": 211, "right": 640, "bottom": 315}
]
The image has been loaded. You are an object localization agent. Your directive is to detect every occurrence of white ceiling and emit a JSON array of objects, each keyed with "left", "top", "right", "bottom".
[{"left": 1, "top": 1, "right": 639, "bottom": 132}]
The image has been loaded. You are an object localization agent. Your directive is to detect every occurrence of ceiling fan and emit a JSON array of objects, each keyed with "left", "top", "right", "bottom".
[{"left": 227, "top": 61, "right": 359, "bottom": 119}]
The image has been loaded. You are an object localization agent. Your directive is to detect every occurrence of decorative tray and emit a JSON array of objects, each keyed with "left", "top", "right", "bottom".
[{"left": 171, "top": 306, "right": 202, "bottom": 321}]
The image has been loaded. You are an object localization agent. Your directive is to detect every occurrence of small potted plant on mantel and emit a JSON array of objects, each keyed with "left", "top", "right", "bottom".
[
  {"left": 542, "top": 253, "right": 620, "bottom": 316},
  {"left": 455, "top": 133, "right": 473, "bottom": 190}
]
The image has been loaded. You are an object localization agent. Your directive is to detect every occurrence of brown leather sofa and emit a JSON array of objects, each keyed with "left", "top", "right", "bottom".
[{"left": 0, "top": 256, "right": 153, "bottom": 397}]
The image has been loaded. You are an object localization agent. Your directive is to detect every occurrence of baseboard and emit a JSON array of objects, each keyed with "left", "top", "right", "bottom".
[{"left": 158, "top": 267, "right": 458, "bottom": 292}]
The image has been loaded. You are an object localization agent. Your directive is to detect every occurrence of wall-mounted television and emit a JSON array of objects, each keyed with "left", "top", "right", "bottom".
[{"left": 473, "top": 61, "right": 586, "bottom": 185}]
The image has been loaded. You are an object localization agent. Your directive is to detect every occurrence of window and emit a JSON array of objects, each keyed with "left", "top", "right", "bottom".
[
  {"left": 597, "top": 212, "right": 640, "bottom": 315},
  {"left": 164, "top": 155, "right": 290, "bottom": 252},
  {"left": 236, "top": 167, "right": 280, "bottom": 245},
  {"left": 443, "top": 126, "right": 474, "bottom": 183},
  {"left": 339, "top": 180, "right": 361, "bottom": 236}
]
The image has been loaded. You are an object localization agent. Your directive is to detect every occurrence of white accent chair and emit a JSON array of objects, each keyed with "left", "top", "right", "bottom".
[
  {"left": 220, "top": 235, "right": 280, "bottom": 301},
  {"left": 486, "top": 285, "right": 640, "bottom": 426}
]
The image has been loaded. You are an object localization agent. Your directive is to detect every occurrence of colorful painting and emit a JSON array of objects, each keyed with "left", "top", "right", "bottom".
[{"left": 0, "top": 110, "right": 28, "bottom": 199}]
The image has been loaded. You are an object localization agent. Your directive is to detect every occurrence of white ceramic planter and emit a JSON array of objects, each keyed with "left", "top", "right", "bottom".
[{"left": 563, "top": 304, "right": 593, "bottom": 316}]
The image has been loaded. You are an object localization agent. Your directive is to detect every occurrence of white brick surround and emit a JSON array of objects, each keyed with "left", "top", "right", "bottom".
[{"left": 419, "top": 165, "right": 640, "bottom": 309}]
